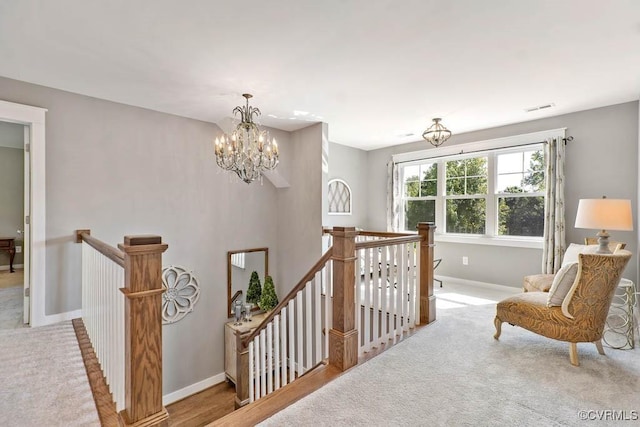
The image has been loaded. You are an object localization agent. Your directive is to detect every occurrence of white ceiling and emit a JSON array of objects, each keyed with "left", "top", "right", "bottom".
[{"left": 0, "top": 1, "right": 639, "bottom": 150}]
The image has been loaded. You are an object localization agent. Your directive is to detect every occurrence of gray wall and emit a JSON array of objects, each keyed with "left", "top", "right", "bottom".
[
  {"left": 0, "top": 146, "right": 24, "bottom": 267},
  {"left": 325, "top": 142, "right": 369, "bottom": 229},
  {"left": 367, "top": 102, "right": 639, "bottom": 287},
  {"left": 276, "top": 123, "right": 324, "bottom": 292},
  {"left": 0, "top": 76, "right": 323, "bottom": 395}
]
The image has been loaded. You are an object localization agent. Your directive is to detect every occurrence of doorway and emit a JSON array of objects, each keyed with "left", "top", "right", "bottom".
[
  {"left": 0, "top": 121, "right": 27, "bottom": 328},
  {"left": 0, "top": 100, "right": 46, "bottom": 327}
]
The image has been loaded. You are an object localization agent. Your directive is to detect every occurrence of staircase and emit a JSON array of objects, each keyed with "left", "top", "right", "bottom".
[{"left": 218, "top": 223, "right": 436, "bottom": 424}]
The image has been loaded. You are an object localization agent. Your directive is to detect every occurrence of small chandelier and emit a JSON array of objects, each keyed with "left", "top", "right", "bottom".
[
  {"left": 214, "top": 93, "right": 279, "bottom": 184},
  {"left": 422, "top": 118, "right": 452, "bottom": 147}
]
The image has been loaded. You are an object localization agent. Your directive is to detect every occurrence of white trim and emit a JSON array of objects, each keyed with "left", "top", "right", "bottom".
[
  {"left": 0, "top": 100, "right": 47, "bottom": 327},
  {"left": 162, "top": 372, "right": 226, "bottom": 405},
  {"left": 40, "top": 309, "right": 82, "bottom": 326},
  {"left": 0, "top": 264, "right": 24, "bottom": 271},
  {"left": 436, "top": 275, "right": 522, "bottom": 293},
  {"left": 392, "top": 128, "right": 566, "bottom": 164},
  {"left": 435, "top": 234, "right": 543, "bottom": 249}
]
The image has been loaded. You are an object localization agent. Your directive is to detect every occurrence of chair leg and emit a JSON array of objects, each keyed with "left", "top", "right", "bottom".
[
  {"left": 595, "top": 340, "right": 605, "bottom": 355},
  {"left": 569, "top": 342, "right": 579, "bottom": 366},
  {"left": 493, "top": 317, "right": 502, "bottom": 340}
]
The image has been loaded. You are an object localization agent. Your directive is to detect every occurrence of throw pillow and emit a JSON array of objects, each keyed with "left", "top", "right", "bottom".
[
  {"left": 561, "top": 244, "right": 599, "bottom": 267},
  {"left": 547, "top": 262, "right": 579, "bottom": 307}
]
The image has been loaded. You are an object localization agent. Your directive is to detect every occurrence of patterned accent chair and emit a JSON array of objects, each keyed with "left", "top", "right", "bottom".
[
  {"left": 494, "top": 250, "right": 631, "bottom": 366},
  {"left": 522, "top": 240, "right": 625, "bottom": 293}
]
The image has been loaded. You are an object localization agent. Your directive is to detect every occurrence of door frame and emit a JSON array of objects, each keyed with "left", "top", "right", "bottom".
[{"left": 0, "top": 100, "right": 47, "bottom": 327}]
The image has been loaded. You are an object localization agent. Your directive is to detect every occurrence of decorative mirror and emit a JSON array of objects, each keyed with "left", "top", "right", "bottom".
[{"left": 227, "top": 247, "right": 268, "bottom": 318}]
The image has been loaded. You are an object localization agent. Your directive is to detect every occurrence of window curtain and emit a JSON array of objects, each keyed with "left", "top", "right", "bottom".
[
  {"left": 542, "top": 137, "right": 566, "bottom": 274},
  {"left": 386, "top": 161, "right": 401, "bottom": 232}
]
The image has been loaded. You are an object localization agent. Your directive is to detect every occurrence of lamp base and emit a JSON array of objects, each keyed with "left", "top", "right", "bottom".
[{"left": 596, "top": 230, "right": 612, "bottom": 254}]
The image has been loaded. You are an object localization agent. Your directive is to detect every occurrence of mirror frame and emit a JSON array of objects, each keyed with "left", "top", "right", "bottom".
[{"left": 227, "top": 247, "right": 269, "bottom": 318}]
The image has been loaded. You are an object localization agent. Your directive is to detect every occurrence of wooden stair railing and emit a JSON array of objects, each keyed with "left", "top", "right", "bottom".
[
  {"left": 76, "top": 230, "right": 168, "bottom": 427},
  {"left": 233, "top": 223, "right": 436, "bottom": 411},
  {"left": 234, "top": 248, "right": 334, "bottom": 408}
]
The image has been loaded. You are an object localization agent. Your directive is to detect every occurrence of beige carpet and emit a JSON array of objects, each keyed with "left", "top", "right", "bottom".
[
  {"left": 0, "top": 321, "right": 100, "bottom": 426},
  {"left": 0, "top": 269, "right": 23, "bottom": 289},
  {"left": 261, "top": 303, "right": 640, "bottom": 426}
]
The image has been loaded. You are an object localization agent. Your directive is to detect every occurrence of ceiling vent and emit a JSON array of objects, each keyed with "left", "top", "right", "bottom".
[{"left": 524, "top": 103, "right": 555, "bottom": 113}]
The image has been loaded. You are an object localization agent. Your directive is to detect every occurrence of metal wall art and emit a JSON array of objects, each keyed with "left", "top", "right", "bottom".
[{"left": 161, "top": 265, "right": 201, "bottom": 324}]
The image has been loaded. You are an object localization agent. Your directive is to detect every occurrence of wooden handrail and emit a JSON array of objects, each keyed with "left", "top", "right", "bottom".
[
  {"left": 77, "top": 230, "right": 168, "bottom": 426},
  {"left": 76, "top": 229, "right": 125, "bottom": 268},
  {"left": 355, "top": 234, "right": 422, "bottom": 250},
  {"left": 322, "top": 227, "right": 413, "bottom": 238},
  {"left": 357, "top": 230, "right": 415, "bottom": 238},
  {"left": 243, "top": 247, "right": 334, "bottom": 346}
]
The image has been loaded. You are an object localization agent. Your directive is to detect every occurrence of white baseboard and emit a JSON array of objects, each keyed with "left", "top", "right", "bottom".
[
  {"left": 39, "top": 309, "right": 83, "bottom": 326},
  {"left": 0, "top": 264, "right": 24, "bottom": 271},
  {"left": 436, "top": 275, "right": 521, "bottom": 294},
  {"left": 163, "top": 372, "right": 227, "bottom": 406}
]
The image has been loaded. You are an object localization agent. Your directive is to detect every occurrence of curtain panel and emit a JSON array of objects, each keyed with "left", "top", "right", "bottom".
[
  {"left": 386, "top": 161, "right": 401, "bottom": 232},
  {"left": 542, "top": 137, "right": 566, "bottom": 274}
]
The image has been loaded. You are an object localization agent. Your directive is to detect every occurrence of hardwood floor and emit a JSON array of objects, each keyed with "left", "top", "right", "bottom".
[{"left": 166, "top": 381, "right": 236, "bottom": 427}]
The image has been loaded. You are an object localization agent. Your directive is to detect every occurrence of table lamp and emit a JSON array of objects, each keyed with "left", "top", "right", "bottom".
[{"left": 574, "top": 197, "right": 633, "bottom": 254}]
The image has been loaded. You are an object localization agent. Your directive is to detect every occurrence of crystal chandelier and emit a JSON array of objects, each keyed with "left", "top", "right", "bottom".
[
  {"left": 422, "top": 118, "right": 452, "bottom": 147},
  {"left": 214, "top": 94, "right": 279, "bottom": 183}
]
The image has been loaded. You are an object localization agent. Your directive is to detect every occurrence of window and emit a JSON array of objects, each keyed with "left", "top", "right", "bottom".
[
  {"left": 496, "top": 149, "right": 545, "bottom": 237},
  {"left": 445, "top": 157, "right": 487, "bottom": 234},
  {"left": 399, "top": 145, "right": 545, "bottom": 240},
  {"left": 403, "top": 163, "right": 437, "bottom": 231}
]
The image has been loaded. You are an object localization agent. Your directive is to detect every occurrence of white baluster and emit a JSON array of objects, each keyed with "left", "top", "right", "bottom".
[
  {"left": 355, "top": 248, "right": 361, "bottom": 355},
  {"left": 274, "top": 315, "right": 280, "bottom": 391},
  {"left": 400, "top": 243, "right": 408, "bottom": 334},
  {"left": 380, "top": 245, "right": 389, "bottom": 345},
  {"left": 249, "top": 341, "right": 254, "bottom": 403},
  {"left": 305, "top": 283, "right": 312, "bottom": 370},
  {"left": 288, "top": 300, "right": 295, "bottom": 382},
  {"left": 296, "top": 291, "right": 304, "bottom": 375},
  {"left": 373, "top": 246, "right": 380, "bottom": 347},
  {"left": 314, "top": 272, "right": 321, "bottom": 365},
  {"left": 260, "top": 330, "right": 266, "bottom": 398},
  {"left": 266, "top": 322, "right": 273, "bottom": 394},
  {"left": 254, "top": 336, "right": 261, "bottom": 400},
  {"left": 281, "top": 307, "right": 288, "bottom": 387},
  {"left": 390, "top": 245, "right": 398, "bottom": 344},
  {"left": 364, "top": 247, "right": 371, "bottom": 353},
  {"left": 408, "top": 244, "right": 416, "bottom": 328}
]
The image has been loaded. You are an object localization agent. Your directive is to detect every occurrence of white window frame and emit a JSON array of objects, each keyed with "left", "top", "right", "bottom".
[{"left": 393, "top": 128, "right": 566, "bottom": 248}]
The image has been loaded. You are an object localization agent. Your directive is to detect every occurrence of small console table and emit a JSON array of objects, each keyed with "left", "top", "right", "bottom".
[
  {"left": 224, "top": 312, "right": 268, "bottom": 386},
  {"left": 603, "top": 278, "right": 637, "bottom": 349},
  {"left": 0, "top": 238, "right": 16, "bottom": 273}
]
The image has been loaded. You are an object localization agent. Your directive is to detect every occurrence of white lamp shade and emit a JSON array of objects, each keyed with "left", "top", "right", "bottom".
[{"left": 574, "top": 199, "right": 633, "bottom": 231}]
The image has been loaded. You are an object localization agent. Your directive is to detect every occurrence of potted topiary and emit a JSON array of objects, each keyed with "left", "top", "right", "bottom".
[
  {"left": 259, "top": 275, "right": 279, "bottom": 312},
  {"left": 246, "top": 271, "right": 262, "bottom": 306}
]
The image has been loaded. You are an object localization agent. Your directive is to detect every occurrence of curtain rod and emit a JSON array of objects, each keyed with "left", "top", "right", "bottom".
[{"left": 395, "top": 136, "right": 573, "bottom": 165}]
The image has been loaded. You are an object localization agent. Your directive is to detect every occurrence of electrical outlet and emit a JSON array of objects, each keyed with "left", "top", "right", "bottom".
[
  {"left": 16, "top": 246, "right": 22, "bottom": 253},
  {"left": 462, "top": 256, "right": 468, "bottom": 265}
]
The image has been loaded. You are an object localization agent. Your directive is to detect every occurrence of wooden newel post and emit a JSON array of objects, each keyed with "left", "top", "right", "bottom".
[
  {"left": 234, "top": 330, "right": 250, "bottom": 409},
  {"left": 117, "top": 235, "right": 169, "bottom": 427},
  {"left": 329, "top": 226, "right": 358, "bottom": 371},
  {"left": 417, "top": 223, "right": 436, "bottom": 325}
]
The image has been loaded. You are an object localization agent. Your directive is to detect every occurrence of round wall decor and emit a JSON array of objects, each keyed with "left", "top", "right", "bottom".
[{"left": 161, "top": 265, "right": 201, "bottom": 324}]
